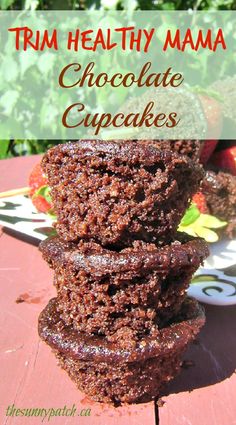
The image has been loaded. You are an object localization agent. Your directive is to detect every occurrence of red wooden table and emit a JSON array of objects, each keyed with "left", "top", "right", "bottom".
[{"left": 1, "top": 155, "right": 236, "bottom": 425}]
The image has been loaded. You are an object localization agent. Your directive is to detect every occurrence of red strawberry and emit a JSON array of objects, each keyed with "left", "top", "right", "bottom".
[
  {"left": 198, "top": 94, "right": 222, "bottom": 164},
  {"left": 199, "top": 141, "right": 219, "bottom": 164},
  {"left": 28, "top": 163, "right": 47, "bottom": 196},
  {"left": 29, "top": 162, "right": 53, "bottom": 214},
  {"left": 210, "top": 146, "right": 236, "bottom": 176},
  {"left": 32, "top": 195, "right": 52, "bottom": 213},
  {"left": 192, "top": 192, "right": 209, "bottom": 214}
]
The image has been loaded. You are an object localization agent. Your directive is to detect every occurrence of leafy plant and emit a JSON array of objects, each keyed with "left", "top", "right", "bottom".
[
  {"left": 1, "top": 0, "right": 236, "bottom": 158},
  {"left": 179, "top": 203, "right": 227, "bottom": 242}
]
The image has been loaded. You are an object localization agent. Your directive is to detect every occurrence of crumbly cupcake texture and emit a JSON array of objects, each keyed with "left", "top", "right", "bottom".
[
  {"left": 38, "top": 297, "right": 205, "bottom": 405},
  {"left": 140, "top": 140, "right": 201, "bottom": 160},
  {"left": 202, "top": 170, "right": 236, "bottom": 238},
  {"left": 41, "top": 140, "right": 204, "bottom": 247},
  {"left": 38, "top": 140, "right": 208, "bottom": 404},
  {"left": 39, "top": 235, "right": 208, "bottom": 346}
]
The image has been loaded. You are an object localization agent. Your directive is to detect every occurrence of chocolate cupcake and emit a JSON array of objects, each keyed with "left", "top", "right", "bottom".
[
  {"left": 38, "top": 139, "right": 209, "bottom": 403},
  {"left": 201, "top": 170, "right": 236, "bottom": 238},
  {"left": 39, "top": 235, "right": 208, "bottom": 344},
  {"left": 140, "top": 140, "right": 201, "bottom": 161},
  {"left": 38, "top": 297, "right": 205, "bottom": 405},
  {"left": 41, "top": 140, "right": 204, "bottom": 247}
]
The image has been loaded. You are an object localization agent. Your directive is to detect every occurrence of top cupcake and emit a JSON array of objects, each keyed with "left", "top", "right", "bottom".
[{"left": 41, "top": 139, "right": 204, "bottom": 247}]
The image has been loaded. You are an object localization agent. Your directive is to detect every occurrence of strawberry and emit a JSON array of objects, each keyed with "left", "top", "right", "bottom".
[
  {"left": 28, "top": 163, "right": 47, "bottom": 196},
  {"left": 28, "top": 162, "right": 53, "bottom": 214},
  {"left": 31, "top": 185, "right": 53, "bottom": 214},
  {"left": 210, "top": 146, "right": 236, "bottom": 176},
  {"left": 32, "top": 195, "right": 52, "bottom": 213},
  {"left": 192, "top": 192, "right": 209, "bottom": 214},
  {"left": 198, "top": 94, "right": 222, "bottom": 164},
  {"left": 199, "top": 141, "right": 219, "bottom": 164}
]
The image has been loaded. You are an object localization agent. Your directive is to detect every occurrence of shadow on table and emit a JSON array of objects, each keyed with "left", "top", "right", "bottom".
[
  {"left": 163, "top": 304, "right": 236, "bottom": 395},
  {"left": 2, "top": 227, "right": 40, "bottom": 247}
]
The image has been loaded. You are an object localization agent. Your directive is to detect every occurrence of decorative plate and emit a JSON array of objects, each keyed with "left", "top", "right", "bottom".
[
  {"left": 0, "top": 195, "right": 56, "bottom": 240},
  {"left": 0, "top": 195, "right": 236, "bottom": 306},
  {"left": 188, "top": 239, "right": 236, "bottom": 306}
]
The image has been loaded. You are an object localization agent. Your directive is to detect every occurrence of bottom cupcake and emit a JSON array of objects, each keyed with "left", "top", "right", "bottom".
[{"left": 38, "top": 297, "right": 205, "bottom": 405}]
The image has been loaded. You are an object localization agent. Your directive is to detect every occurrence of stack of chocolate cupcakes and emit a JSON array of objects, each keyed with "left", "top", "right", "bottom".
[{"left": 38, "top": 140, "right": 208, "bottom": 405}]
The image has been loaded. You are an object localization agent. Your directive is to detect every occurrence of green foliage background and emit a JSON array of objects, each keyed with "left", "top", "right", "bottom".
[{"left": 0, "top": 0, "right": 235, "bottom": 158}]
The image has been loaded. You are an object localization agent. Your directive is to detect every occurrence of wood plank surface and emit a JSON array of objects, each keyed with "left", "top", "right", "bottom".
[{"left": 159, "top": 304, "right": 236, "bottom": 425}]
